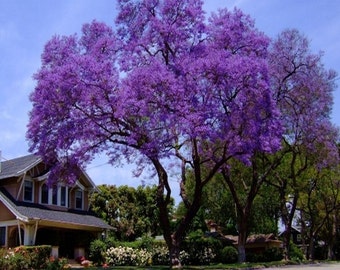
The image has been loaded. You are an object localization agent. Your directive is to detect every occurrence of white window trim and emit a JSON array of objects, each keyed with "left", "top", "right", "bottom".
[{"left": 39, "top": 183, "right": 69, "bottom": 207}]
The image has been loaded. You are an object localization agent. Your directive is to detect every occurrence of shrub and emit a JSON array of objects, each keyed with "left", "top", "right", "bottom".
[
  {"left": 24, "top": 245, "right": 52, "bottom": 269},
  {"left": 138, "top": 235, "right": 155, "bottom": 250},
  {"left": 182, "top": 230, "right": 221, "bottom": 265},
  {"left": 263, "top": 247, "right": 283, "bottom": 262},
  {"left": 0, "top": 245, "right": 53, "bottom": 270},
  {"left": 151, "top": 245, "right": 169, "bottom": 265},
  {"left": 45, "top": 257, "right": 68, "bottom": 270},
  {"left": 89, "top": 239, "right": 107, "bottom": 265},
  {"left": 289, "top": 241, "right": 304, "bottom": 261},
  {"left": 106, "top": 246, "right": 152, "bottom": 266},
  {"left": 0, "top": 248, "right": 8, "bottom": 269},
  {"left": 219, "top": 246, "right": 238, "bottom": 264}
]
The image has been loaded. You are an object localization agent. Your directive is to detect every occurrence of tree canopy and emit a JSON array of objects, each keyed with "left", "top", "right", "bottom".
[{"left": 26, "top": 0, "right": 338, "bottom": 266}]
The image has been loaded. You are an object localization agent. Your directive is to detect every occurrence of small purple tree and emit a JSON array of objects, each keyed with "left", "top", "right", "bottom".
[{"left": 27, "top": 0, "right": 282, "bottom": 266}]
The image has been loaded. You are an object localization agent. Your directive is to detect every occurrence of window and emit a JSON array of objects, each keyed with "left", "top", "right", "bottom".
[
  {"left": 60, "top": 186, "right": 66, "bottom": 207},
  {"left": 75, "top": 190, "right": 83, "bottom": 209},
  {"left": 0, "top": 227, "right": 5, "bottom": 246},
  {"left": 24, "top": 180, "right": 33, "bottom": 202},
  {"left": 41, "top": 184, "right": 49, "bottom": 204},
  {"left": 40, "top": 183, "right": 68, "bottom": 207},
  {"left": 52, "top": 186, "right": 58, "bottom": 205}
]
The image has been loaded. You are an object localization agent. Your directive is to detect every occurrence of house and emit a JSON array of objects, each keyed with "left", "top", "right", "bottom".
[
  {"left": 0, "top": 154, "right": 112, "bottom": 259},
  {"left": 279, "top": 225, "right": 303, "bottom": 246}
]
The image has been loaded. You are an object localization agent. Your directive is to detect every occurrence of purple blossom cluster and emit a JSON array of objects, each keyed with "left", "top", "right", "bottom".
[{"left": 28, "top": 1, "right": 281, "bottom": 184}]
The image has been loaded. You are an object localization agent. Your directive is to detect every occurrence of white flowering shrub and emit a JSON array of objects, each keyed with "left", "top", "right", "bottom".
[
  {"left": 105, "top": 243, "right": 217, "bottom": 266},
  {"left": 136, "top": 248, "right": 152, "bottom": 266},
  {"left": 105, "top": 246, "right": 152, "bottom": 266},
  {"left": 152, "top": 245, "right": 169, "bottom": 265},
  {"left": 194, "top": 247, "right": 216, "bottom": 264},
  {"left": 179, "top": 250, "right": 190, "bottom": 265},
  {"left": 106, "top": 246, "right": 137, "bottom": 266}
]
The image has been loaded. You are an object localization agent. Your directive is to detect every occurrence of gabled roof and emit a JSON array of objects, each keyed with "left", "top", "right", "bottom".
[
  {"left": 0, "top": 154, "right": 41, "bottom": 179},
  {"left": 0, "top": 154, "right": 97, "bottom": 191},
  {"left": 0, "top": 187, "right": 112, "bottom": 230}
]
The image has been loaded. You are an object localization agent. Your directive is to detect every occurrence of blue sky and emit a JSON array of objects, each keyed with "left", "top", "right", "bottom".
[{"left": 1, "top": 1, "right": 340, "bottom": 199}]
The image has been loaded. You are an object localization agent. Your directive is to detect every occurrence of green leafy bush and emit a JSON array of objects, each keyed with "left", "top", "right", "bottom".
[
  {"left": 89, "top": 239, "right": 107, "bottom": 265},
  {"left": 182, "top": 230, "right": 221, "bottom": 265},
  {"left": 289, "top": 241, "right": 304, "bottom": 261},
  {"left": 263, "top": 247, "right": 283, "bottom": 262},
  {"left": 218, "top": 246, "right": 238, "bottom": 264}
]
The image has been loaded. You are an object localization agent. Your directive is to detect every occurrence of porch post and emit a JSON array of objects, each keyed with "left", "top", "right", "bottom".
[
  {"left": 33, "top": 220, "right": 39, "bottom": 245},
  {"left": 24, "top": 224, "right": 37, "bottom": 245},
  {"left": 17, "top": 221, "right": 22, "bottom": 246}
]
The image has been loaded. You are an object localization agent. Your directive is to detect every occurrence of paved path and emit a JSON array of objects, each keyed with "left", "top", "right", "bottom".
[{"left": 266, "top": 262, "right": 340, "bottom": 269}]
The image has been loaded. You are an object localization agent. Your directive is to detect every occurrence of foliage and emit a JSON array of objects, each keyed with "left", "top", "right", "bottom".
[
  {"left": 218, "top": 246, "right": 238, "bottom": 264},
  {"left": 0, "top": 245, "right": 55, "bottom": 270},
  {"left": 266, "top": 28, "right": 339, "bottom": 260},
  {"left": 45, "top": 257, "right": 69, "bottom": 270},
  {"left": 89, "top": 239, "right": 107, "bottom": 266},
  {"left": 182, "top": 230, "right": 221, "bottom": 265},
  {"left": 151, "top": 245, "right": 170, "bottom": 265},
  {"left": 289, "top": 242, "right": 304, "bottom": 262},
  {"left": 26, "top": 0, "right": 337, "bottom": 266},
  {"left": 90, "top": 184, "right": 166, "bottom": 241},
  {"left": 105, "top": 246, "right": 152, "bottom": 266},
  {"left": 247, "top": 248, "right": 283, "bottom": 263},
  {"left": 297, "top": 166, "right": 340, "bottom": 260},
  {"left": 262, "top": 247, "right": 283, "bottom": 262}
]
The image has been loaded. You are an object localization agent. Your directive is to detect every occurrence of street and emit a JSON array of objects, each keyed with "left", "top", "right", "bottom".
[{"left": 266, "top": 262, "right": 340, "bottom": 269}]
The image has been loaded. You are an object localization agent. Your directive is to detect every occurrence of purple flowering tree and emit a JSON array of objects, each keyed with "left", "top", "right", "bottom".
[
  {"left": 27, "top": 0, "right": 282, "bottom": 266},
  {"left": 267, "top": 29, "right": 339, "bottom": 260}
]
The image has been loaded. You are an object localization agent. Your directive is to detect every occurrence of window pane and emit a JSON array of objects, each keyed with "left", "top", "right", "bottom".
[
  {"left": 60, "top": 186, "right": 66, "bottom": 206},
  {"left": 0, "top": 227, "right": 5, "bottom": 246},
  {"left": 52, "top": 186, "right": 58, "bottom": 205},
  {"left": 24, "top": 181, "right": 33, "bottom": 201},
  {"left": 75, "top": 190, "right": 83, "bottom": 209},
  {"left": 41, "top": 184, "right": 49, "bottom": 204}
]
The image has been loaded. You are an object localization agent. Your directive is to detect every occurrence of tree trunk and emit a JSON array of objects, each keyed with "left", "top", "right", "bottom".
[
  {"left": 308, "top": 236, "right": 315, "bottom": 261},
  {"left": 151, "top": 157, "right": 205, "bottom": 268},
  {"left": 327, "top": 213, "right": 337, "bottom": 260},
  {"left": 237, "top": 227, "right": 247, "bottom": 263},
  {"left": 282, "top": 223, "right": 291, "bottom": 261},
  {"left": 170, "top": 238, "right": 182, "bottom": 268}
]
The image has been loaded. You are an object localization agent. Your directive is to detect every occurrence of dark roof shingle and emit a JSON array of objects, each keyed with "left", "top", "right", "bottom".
[
  {"left": 0, "top": 187, "right": 112, "bottom": 230},
  {"left": 0, "top": 154, "right": 41, "bottom": 179}
]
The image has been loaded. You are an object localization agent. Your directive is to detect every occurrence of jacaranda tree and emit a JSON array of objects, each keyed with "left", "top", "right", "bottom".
[
  {"left": 267, "top": 29, "right": 339, "bottom": 260},
  {"left": 27, "top": 0, "right": 282, "bottom": 266}
]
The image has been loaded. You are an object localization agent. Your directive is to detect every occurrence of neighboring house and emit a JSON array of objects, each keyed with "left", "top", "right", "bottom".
[
  {"left": 279, "top": 225, "right": 302, "bottom": 246},
  {"left": 0, "top": 154, "right": 112, "bottom": 259}
]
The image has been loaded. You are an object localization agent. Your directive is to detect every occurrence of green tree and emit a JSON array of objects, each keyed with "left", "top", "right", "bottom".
[
  {"left": 298, "top": 166, "right": 340, "bottom": 260},
  {"left": 90, "top": 184, "right": 165, "bottom": 241}
]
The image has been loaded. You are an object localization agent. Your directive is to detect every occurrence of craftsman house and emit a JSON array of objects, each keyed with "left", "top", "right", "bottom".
[{"left": 0, "top": 154, "right": 112, "bottom": 258}]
